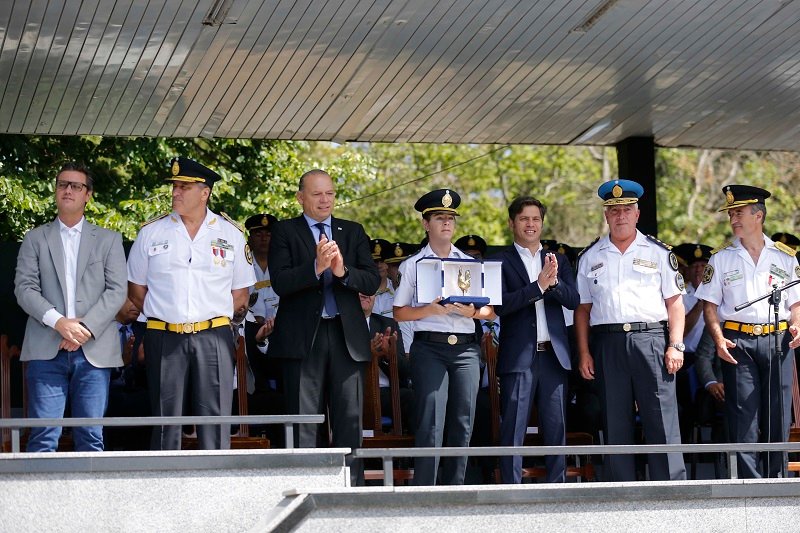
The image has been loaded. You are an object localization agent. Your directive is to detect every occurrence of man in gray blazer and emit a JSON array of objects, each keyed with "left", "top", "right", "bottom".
[{"left": 14, "top": 162, "right": 127, "bottom": 451}]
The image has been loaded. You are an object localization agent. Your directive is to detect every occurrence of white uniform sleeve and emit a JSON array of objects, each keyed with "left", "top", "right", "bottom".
[
  {"left": 127, "top": 227, "right": 150, "bottom": 286},
  {"left": 392, "top": 258, "right": 415, "bottom": 307},
  {"left": 661, "top": 249, "right": 684, "bottom": 299},
  {"left": 576, "top": 256, "right": 592, "bottom": 305},
  {"left": 232, "top": 232, "right": 257, "bottom": 290},
  {"left": 693, "top": 255, "right": 722, "bottom": 305},
  {"left": 785, "top": 257, "right": 800, "bottom": 308}
]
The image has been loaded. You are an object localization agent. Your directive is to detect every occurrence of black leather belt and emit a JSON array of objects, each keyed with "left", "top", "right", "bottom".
[
  {"left": 415, "top": 331, "right": 477, "bottom": 345},
  {"left": 536, "top": 341, "right": 552, "bottom": 352},
  {"left": 591, "top": 321, "right": 666, "bottom": 333}
]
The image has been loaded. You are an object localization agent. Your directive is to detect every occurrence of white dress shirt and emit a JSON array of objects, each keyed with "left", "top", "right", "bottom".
[
  {"left": 127, "top": 209, "right": 256, "bottom": 323},
  {"left": 513, "top": 243, "right": 551, "bottom": 342},
  {"left": 694, "top": 235, "right": 800, "bottom": 322},
  {"left": 42, "top": 217, "right": 85, "bottom": 327},
  {"left": 393, "top": 244, "right": 477, "bottom": 334},
  {"left": 577, "top": 230, "right": 684, "bottom": 325}
]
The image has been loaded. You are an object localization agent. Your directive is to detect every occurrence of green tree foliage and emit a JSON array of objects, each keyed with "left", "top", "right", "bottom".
[
  {"left": 0, "top": 135, "right": 371, "bottom": 241},
  {"left": 2, "top": 135, "right": 798, "bottom": 250}
]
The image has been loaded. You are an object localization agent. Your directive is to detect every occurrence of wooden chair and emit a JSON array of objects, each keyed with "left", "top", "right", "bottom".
[
  {"left": 483, "top": 332, "right": 595, "bottom": 482},
  {"left": 362, "top": 333, "right": 414, "bottom": 483},
  {"left": 182, "top": 333, "right": 270, "bottom": 449},
  {"left": 1, "top": 334, "right": 22, "bottom": 451}
]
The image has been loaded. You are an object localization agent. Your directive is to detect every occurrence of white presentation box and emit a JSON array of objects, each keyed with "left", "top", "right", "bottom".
[{"left": 415, "top": 257, "right": 502, "bottom": 307}]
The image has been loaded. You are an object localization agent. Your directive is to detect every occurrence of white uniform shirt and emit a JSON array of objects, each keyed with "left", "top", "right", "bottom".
[
  {"left": 694, "top": 235, "right": 800, "bottom": 322},
  {"left": 373, "top": 279, "right": 395, "bottom": 317},
  {"left": 127, "top": 209, "right": 256, "bottom": 323},
  {"left": 42, "top": 217, "right": 84, "bottom": 327},
  {"left": 513, "top": 243, "right": 551, "bottom": 342},
  {"left": 393, "top": 244, "right": 477, "bottom": 334},
  {"left": 249, "top": 263, "right": 279, "bottom": 319},
  {"left": 682, "top": 283, "right": 705, "bottom": 352},
  {"left": 577, "top": 230, "right": 684, "bottom": 325}
]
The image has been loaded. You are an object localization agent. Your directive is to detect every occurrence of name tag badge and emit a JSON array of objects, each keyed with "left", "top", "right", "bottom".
[
  {"left": 722, "top": 269, "right": 743, "bottom": 286},
  {"left": 632, "top": 258, "right": 657, "bottom": 269},
  {"left": 148, "top": 240, "right": 169, "bottom": 256},
  {"left": 769, "top": 264, "right": 789, "bottom": 281}
]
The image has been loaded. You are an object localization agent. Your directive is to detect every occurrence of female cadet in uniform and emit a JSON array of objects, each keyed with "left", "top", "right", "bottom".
[{"left": 393, "top": 189, "right": 496, "bottom": 485}]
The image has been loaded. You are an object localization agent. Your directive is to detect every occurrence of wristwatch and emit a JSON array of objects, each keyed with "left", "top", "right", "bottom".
[{"left": 668, "top": 342, "right": 685, "bottom": 352}]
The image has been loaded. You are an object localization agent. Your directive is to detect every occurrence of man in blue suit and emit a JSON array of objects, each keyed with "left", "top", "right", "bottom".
[{"left": 494, "top": 196, "right": 579, "bottom": 483}]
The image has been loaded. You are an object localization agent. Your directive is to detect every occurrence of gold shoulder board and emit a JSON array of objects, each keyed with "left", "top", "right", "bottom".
[
  {"left": 711, "top": 241, "right": 732, "bottom": 255},
  {"left": 220, "top": 212, "right": 244, "bottom": 233},
  {"left": 775, "top": 241, "right": 797, "bottom": 256},
  {"left": 141, "top": 213, "right": 169, "bottom": 227}
]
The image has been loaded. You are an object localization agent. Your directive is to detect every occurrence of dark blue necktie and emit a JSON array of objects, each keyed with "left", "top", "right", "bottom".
[{"left": 315, "top": 223, "right": 338, "bottom": 316}]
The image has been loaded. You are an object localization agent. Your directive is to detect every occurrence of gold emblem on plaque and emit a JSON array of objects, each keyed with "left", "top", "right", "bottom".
[
  {"left": 457, "top": 267, "right": 471, "bottom": 296},
  {"left": 694, "top": 246, "right": 702, "bottom": 258},
  {"left": 725, "top": 188, "right": 734, "bottom": 205},
  {"left": 172, "top": 160, "right": 180, "bottom": 175},
  {"left": 612, "top": 184, "right": 623, "bottom": 198},
  {"left": 752, "top": 325, "right": 764, "bottom": 335}
]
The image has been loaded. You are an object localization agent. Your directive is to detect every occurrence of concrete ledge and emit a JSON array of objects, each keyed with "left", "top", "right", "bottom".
[
  {"left": 0, "top": 449, "right": 350, "bottom": 533},
  {"left": 272, "top": 479, "right": 800, "bottom": 532}
]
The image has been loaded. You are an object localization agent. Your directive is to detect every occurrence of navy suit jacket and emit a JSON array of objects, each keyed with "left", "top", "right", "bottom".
[{"left": 493, "top": 246, "right": 578, "bottom": 374}]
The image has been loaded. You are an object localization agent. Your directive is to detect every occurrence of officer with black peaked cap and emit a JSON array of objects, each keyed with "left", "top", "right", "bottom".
[{"left": 393, "top": 188, "right": 497, "bottom": 486}]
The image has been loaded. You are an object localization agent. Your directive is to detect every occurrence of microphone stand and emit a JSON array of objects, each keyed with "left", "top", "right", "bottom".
[{"left": 735, "top": 277, "right": 800, "bottom": 478}]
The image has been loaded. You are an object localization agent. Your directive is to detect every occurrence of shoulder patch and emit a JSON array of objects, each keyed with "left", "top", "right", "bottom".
[
  {"left": 702, "top": 264, "right": 714, "bottom": 284},
  {"left": 775, "top": 241, "right": 796, "bottom": 256},
  {"left": 220, "top": 212, "right": 244, "bottom": 233},
  {"left": 646, "top": 234, "right": 673, "bottom": 251},
  {"left": 711, "top": 241, "right": 732, "bottom": 255},
  {"left": 245, "top": 243, "right": 253, "bottom": 265},
  {"left": 577, "top": 236, "right": 600, "bottom": 260},
  {"left": 668, "top": 252, "right": 679, "bottom": 271},
  {"left": 675, "top": 272, "right": 686, "bottom": 291},
  {"left": 141, "top": 212, "right": 169, "bottom": 227}
]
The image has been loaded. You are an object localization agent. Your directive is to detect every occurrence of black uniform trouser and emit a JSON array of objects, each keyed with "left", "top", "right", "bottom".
[
  {"left": 411, "top": 339, "right": 480, "bottom": 486},
  {"left": 722, "top": 329, "right": 792, "bottom": 478},
  {"left": 145, "top": 326, "right": 234, "bottom": 450},
  {"left": 592, "top": 328, "right": 686, "bottom": 481}
]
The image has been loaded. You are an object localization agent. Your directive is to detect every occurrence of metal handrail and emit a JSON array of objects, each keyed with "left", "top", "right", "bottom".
[
  {"left": 0, "top": 414, "right": 325, "bottom": 453},
  {"left": 352, "top": 442, "right": 800, "bottom": 485}
]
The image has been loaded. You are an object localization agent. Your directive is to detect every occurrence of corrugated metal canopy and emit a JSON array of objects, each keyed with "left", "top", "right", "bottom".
[{"left": 1, "top": 0, "right": 799, "bottom": 150}]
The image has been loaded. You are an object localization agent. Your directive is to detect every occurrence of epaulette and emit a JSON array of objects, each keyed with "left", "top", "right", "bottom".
[
  {"left": 711, "top": 241, "right": 732, "bottom": 255},
  {"left": 220, "top": 212, "right": 244, "bottom": 232},
  {"left": 577, "top": 236, "right": 600, "bottom": 260},
  {"left": 775, "top": 241, "right": 797, "bottom": 256},
  {"left": 141, "top": 213, "right": 169, "bottom": 227},
  {"left": 646, "top": 234, "right": 672, "bottom": 251}
]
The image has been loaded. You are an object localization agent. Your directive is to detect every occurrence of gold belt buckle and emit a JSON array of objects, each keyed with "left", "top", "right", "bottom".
[
  {"left": 447, "top": 334, "right": 458, "bottom": 345},
  {"left": 182, "top": 322, "right": 195, "bottom": 334},
  {"left": 622, "top": 323, "right": 632, "bottom": 332},
  {"left": 752, "top": 324, "right": 763, "bottom": 336}
]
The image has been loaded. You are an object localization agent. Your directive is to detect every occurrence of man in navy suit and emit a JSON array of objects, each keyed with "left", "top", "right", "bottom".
[{"left": 494, "top": 196, "right": 579, "bottom": 483}]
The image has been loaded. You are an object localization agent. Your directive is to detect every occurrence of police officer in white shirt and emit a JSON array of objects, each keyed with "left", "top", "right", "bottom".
[
  {"left": 695, "top": 185, "right": 800, "bottom": 478},
  {"left": 243, "top": 214, "right": 280, "bottom": 390},
  {"left": 370, "top": 238, "right": 395, "bottom": 317},
  {"left": 127, "top": 157, "right": 256, "bottom": 450},
  {"left": 575, "top": 179, "right": 687, "bottom": 481},
  {"left": 394, "top": 189, "right": 496, "bottom": 486}
]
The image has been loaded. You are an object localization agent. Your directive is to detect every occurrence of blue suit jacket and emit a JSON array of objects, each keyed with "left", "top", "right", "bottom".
[{"left": 493, "top": 246, "right": 579, "bottom": 374}]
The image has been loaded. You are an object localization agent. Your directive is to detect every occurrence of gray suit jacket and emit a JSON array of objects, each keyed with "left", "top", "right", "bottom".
[{"left": 14, "top": 218, "right": 127, "bottom": 367}]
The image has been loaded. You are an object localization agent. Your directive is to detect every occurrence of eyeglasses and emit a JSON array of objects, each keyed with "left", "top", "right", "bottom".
[{"left": 56, "top": 180, "right": 89, "bottom": 192}]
